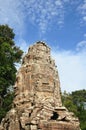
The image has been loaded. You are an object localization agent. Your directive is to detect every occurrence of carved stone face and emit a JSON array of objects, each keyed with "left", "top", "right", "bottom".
[
  {"left": 31, "top": 73, "right": 54, "bottom": 92},
  {"left": 14, "top": 42, "right": 61, "bottom": 108}
]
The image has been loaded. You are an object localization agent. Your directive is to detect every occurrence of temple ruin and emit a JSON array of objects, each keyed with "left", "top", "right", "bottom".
[{"left": 0, "top": 41, "right": 80, "bottom": 130}]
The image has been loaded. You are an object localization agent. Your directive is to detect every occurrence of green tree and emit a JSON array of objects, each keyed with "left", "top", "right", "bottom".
[
  {"left": 71, "top": 90, "right": 86, "bottom": 130},
  {"left": 0, "top": 24, "right": 23, "bottom": 121},
  {"left": 62, "top": 89, "right": 86, "bottom": 130},
  {"left": 62, "top": 91, "right": 77, "bottom": 115}
]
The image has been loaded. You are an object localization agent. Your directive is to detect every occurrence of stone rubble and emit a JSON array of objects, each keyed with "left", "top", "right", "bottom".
[{"left": 0, "top": 41, "right": 80, "bottom": 130}]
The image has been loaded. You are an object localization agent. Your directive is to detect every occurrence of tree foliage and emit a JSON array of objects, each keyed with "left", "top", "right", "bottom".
[
  {"left": 0, "top": 24, "right": 23, "bottom": 121},
  {"left": 62, "top": 89, "right": 86, "bottom": 130}
]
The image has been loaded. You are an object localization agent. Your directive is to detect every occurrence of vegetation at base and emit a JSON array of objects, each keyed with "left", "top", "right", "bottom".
[
  {"left": 0, "top": 24, "right": 23, "bottom": 122},
  {"left": 62, "top": 89, "right": 86, "bottom": 130}
]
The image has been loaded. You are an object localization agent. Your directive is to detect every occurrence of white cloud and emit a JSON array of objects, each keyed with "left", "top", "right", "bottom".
[
  {"left": 21, "top": 0, "right": 65, "bottom": 33},
  {"left": 76, "top": 40, "right": 86, "bottom": 51},
  {"left": 16, "top": 39, "right": 28, "bottom": 53},
  {"left": 84, "top": 33, "right": 86, "bottom": 37},
  {"left": 0, "top": 0, "right": 66, "bottom": 34},
  {"left": 52, "top": 47, "right": 86, "bottom": 92},
  {"left": 0, "top": 0, "right": 86, "bottom": 35},
  {"left": 83, "top": 16, "right": 86, "bottom": 21},
  {"left": 78, "top": 0, "right": 86, "bottom": 24},
  {"left": 0, "top": 0, "right": 24, "bottom": 36}
]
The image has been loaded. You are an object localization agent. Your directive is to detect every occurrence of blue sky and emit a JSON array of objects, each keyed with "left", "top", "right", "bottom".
[{"left": 0, "top": 0, "right": 86, "bottom": 92}]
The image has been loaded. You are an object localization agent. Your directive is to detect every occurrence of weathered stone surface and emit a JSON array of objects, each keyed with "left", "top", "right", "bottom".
[{"left": 0, "top": 41, "right": 80, "bottom": 130}]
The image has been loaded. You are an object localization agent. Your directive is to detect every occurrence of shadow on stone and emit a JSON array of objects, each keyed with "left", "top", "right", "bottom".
[{"left": 50, "top": 112, "right": 59, "bottom": 120}]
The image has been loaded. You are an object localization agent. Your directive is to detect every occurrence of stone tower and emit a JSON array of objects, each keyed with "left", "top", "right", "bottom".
[{"left": 0, "top": 41, "right": 80, "bottom": 130}]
